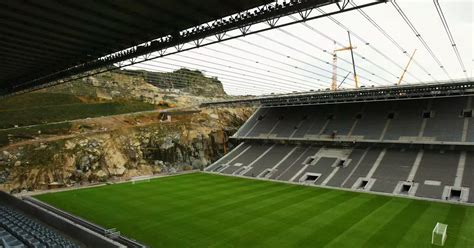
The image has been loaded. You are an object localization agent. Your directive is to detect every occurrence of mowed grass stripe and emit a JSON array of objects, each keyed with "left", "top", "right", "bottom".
[
  {"left": 170, "top": 185, "right": 326, "bottom": 246},
  {"left": 205, "top": 190, "right": 341, "bottom": 241},
  {"left": 44, "top": 174, "right": 259, "bottom": 212},
  {"left": 37, "top": 173, "right": 255, "bottom": 227},
  {"left": 38, "top": 174, "right": 250, "bottom": 227},
  {"left": 456, "top": 208, "right": 474, "bottom": 247},
  {"left": 442, "top": 204, "right": 467, "bottom": 247},
  {"left": 256, "top": 193, "right": 378, "bottom": 247},
  {"left": 134, "top": 175, "right": 281, "bottom": 217},
  {"left": 211, "top": 191, "right": 358, "bottom": 248},
  {"left": 196, "top": 187, "right": 338, "bottom": 247},
  {"left": 323, "top": 197, "right": 413, "bottom": 247},
  {"left": 395, "top": 203, "right": 451, "bottom": 248},
  {"left": 362, "top": 200, "right": 429, "bottom": 247},
  {"left": 149, "top": 180, "right": 294, "bottom": 226},
  {"left": 35, "top": 172, "right": 474, "bottom": 248},
  {"left": 139, "top": 183, "right": 293, "bottom": 238},
  {"left": 129, "top": 177, "right": 301, "bottom": 247},
  {"left": 295, "top": 195, "right": 391, "bottom": 247}
]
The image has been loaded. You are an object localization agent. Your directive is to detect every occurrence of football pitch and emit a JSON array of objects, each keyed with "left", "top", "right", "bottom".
[{"left": 35, "top": 173, "right": 474, "bottom": 247}]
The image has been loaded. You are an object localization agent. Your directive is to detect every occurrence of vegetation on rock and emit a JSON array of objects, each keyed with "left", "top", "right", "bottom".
[
  {"left": 0, "top": 108, "right": 252, "bottom": 193},
  {"left": 0, "top": 67, "right": 249, "bottom": 193},
  {"left": 122, "top": 68, "right": 227, "bottom": 97}
]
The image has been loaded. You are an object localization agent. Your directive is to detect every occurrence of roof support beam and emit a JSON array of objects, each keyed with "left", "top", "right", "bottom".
[{"left": 2, "top": 0, "right": 386, "bottom": 97}]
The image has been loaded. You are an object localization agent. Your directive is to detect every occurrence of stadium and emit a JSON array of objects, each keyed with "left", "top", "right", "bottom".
[{"left": 0, "top": 0, "right": 473, "bottom": 247}]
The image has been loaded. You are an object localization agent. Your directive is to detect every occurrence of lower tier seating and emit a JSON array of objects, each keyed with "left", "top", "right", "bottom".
[
  {"left": 0, "top": 205, "right": 79, "bottom": 248},
  {"left": 207, "top": 142, "right": 473, "bottom": 204}
]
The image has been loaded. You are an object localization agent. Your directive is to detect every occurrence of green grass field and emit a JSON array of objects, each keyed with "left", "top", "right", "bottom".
[
  {"left": 0, "top": 92, "right": 155, "bottom": 128},
  {"left": 35, "top": 173, "right": 474, "bottom": 248},
  {"left": 0, "top": 122, "right": 72, "bottom": 147}
]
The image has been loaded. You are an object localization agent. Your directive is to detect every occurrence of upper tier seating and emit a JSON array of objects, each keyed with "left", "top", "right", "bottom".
[{"left": 235, "top": 96, "right": 473, "bottom": 144}]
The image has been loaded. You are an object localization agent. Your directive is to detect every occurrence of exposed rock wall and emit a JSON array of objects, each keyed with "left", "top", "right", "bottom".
[
  {"left": 0, "top": 108, "right": 252, "bottom": 193},
  {"left": 46, "top": 68, "right": 229, "bottom": 106},
  {"left": 136, "top": 68, "right": 227, "bottom": 97}
]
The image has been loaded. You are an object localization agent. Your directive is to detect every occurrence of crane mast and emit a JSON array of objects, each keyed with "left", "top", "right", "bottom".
[
  {"left": 347, "top": 31, "right": 359, "bottom": 88},
  {"left": 398, "top": 49, "right": 417, "bottom": 85},
  {"left": 331, "top": 41, "right": 338, "bottom": 91},
  {"left": 332, "top": 31, "right": 358, "bottom": 90}
]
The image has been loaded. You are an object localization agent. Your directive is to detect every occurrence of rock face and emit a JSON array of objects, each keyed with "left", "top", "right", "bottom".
[
  {"left": 0, "top": 67, "right": 249, "bottom": 193},
  {"left": 46, "top": 68, "right": 228, "bottom": 106},
  {"left": 0, "top": 108, "right": 252, "bottom": 193},
  {"left": 138, "top": 68, "right": 227, "bottom": 97}
]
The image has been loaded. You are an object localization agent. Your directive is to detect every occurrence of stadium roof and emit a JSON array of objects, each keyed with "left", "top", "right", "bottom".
[
  {"left": 201, "top": 79, "right": 474, "bottom": 107},
  {"left": 0, "top": 0, "right": 271, "bottom": 94}
]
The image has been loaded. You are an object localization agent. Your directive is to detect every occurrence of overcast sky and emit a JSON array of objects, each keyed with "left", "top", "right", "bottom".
[{"left": 127, "top": 0, "right": 473, "bottom": 96}]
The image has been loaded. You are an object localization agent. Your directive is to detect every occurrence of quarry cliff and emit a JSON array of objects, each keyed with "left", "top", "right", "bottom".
[
  {"left": 0, "top": 68, "right": 252, "bottom": 193},
  {"left": 46, "top": 68, "right": 228, "bottom": 106}
]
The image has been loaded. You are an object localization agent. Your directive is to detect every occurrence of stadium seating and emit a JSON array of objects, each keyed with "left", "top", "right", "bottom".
[
  {"left": 320, "top": 103, "right": 363, "bottom": 138},
  {"left": 207, "top": 142, "right": 471, "bottom": 203},
  {"left": 383, "top": 99, "right": 428, "bottom": 140},
  {"left": 0, "top": 227, "right": 25, "bottom": 248},
  {"left": 413, "top": 150, "right": 460, "bottom": 199},
  {"left": 422, "top": 97, "right": 466, "bottom": 141},
  {"left": 350, "top": 102, "right": 392, "bottom": 140},
  {"left": 369, "top": 148, "right": 418, "bottom": 194},
  {"left": 269, "top": 146, "right": 320, "bottom": 181},
  {"left": 233, "top": 96, "right": 473, "bottom": 143},
  {"left": 462, "top": 152, "right": 474, "bottom": 202},
  {"left": 0, "top": 205, "right": 79, "bottom": 248},
  {"left": 209, "top": 95, "right": 474, "bottom": 204}
]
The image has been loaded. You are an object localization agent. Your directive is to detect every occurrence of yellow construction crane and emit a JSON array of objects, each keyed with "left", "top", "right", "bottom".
[
  {"left": 397, "top": 49, "right": 417, "bottom": 85},
  {"left": 332, "top": 31, "right": 359, "bottom": 90}
]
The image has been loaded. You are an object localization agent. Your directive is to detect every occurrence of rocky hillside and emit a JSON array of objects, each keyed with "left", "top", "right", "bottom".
[
  {"left": 0, "top": 108, "right": 252, "bottom": 193},
  {"left": 0, "top": 67, "right": 252, "bottom": 193},
  {"left": 46, "top": 68, "right": 228, "bottom": 107},
  {"left": 124, "top": 68, "right": 227, "bottom": 97}
]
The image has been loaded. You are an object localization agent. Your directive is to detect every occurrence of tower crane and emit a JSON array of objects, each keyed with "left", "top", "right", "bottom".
[
  {"left": 397, "top": 49, "right": 417, "bottom": 85},
  {"left": 332, "top": 31, "right": 359, "bottom": 90}
]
